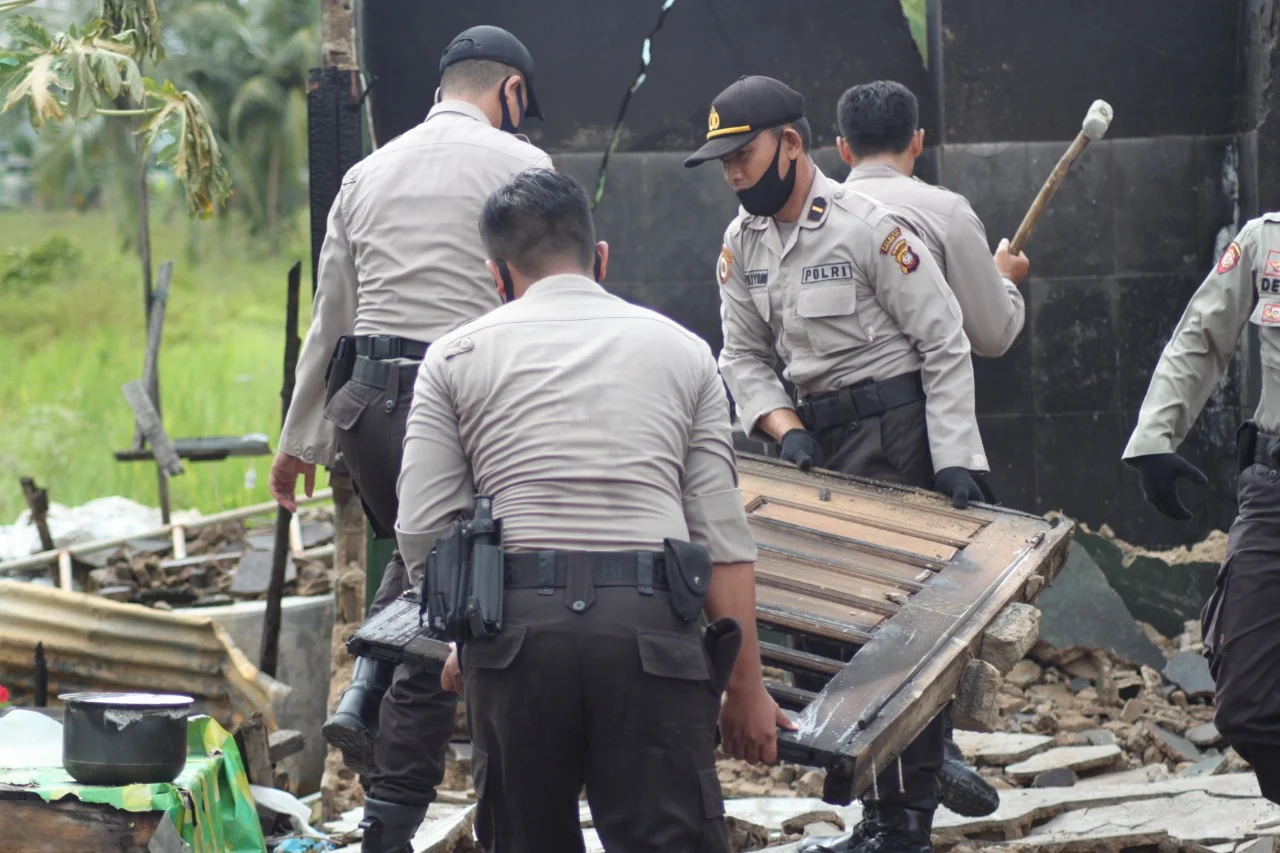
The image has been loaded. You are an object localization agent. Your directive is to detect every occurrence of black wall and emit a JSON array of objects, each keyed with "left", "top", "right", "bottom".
[{"left": 356, "top": 0, "right": 1279, "bottom": 548}]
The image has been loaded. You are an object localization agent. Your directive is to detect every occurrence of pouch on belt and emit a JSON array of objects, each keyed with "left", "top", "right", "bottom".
[
  {"left": 323, "top": 335, "right": 356, "bottom": 403},
  {"left": 663, "top": 538, "right": 712, "bottom": 622},
  {"left": 703, "top": 617, "right": 742, "bottom": 694}
]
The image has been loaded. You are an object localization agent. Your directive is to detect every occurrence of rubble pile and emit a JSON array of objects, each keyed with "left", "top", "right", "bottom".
[{"left": 73, "top": 511, "right": 336, "bottom": 609}]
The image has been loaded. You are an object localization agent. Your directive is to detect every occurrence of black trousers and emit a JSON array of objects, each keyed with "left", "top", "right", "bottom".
[
  {"left": 324, "top": 371, "right": 458, "bottom": 807},
  {"left": 1203, "top": 460, "right": 1280, "bottom": 805},
  {"left": 801, "top": 399, "right": 945, "bottom": 808},
  {"left": 462, "top": 586, "right": 729, "bottom": 853}
]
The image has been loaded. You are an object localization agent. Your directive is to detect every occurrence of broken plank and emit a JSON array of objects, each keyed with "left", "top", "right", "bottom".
[
  {"left": 768, "top": 682, "right": 820, "bottom": 711},
  {"left": 234, "top": 713, "right": 273, "bottom": 787},
  {"left": 751, "top": 500, "right": 958, "bottom": 562},
  {"left": 122, "top": 380, "right": 183, "bottom": 476},
  {"left": 753, "top": 525, "right": 928, "bottom": 589},
  {"left": 755, "top": 553, "right": 904, "bottom": 616},
  {"left": 0, "top": 796, "right": 164, "bottom": 853},
  {"left": 760, "top": 641, "right": 844, "bottom": 677},
  {"left": 737, "top": 472, "right": 985, "bottom": 544}
]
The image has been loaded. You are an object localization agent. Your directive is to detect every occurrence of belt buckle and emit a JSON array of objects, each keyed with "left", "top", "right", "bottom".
[{"left": 373, "top": 334, "right": 396, "bottom": 360}]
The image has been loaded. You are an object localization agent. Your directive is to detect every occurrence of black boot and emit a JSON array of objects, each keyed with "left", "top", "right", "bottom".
[
  {"left": 795, "top": 803, "right": 882, "bottom": 853},
  {"left": 859, "top": 801, "right": 934, "bottom": 853},
  {"left": 359, "top": 796, "right": 426, "bottom": 853},
  {"left": 323, "top": 656, "right": 396, "bottom": 777},
  {"left": 938, "top": 716, "right": 999, "bottom": 817}
]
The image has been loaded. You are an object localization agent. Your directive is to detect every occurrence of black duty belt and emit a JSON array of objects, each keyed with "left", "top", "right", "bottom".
[
  {"left": 1253, "top": 431, "right": 1280, "bottom": 467},
  {"left": 796, "top": 371, "right": 926, "bottom": 432},
  {"left": 352, "top": 356, "right": 419, "bottom": 389},
  {"left": 504, "top": 551, "right": 669, "bottom": 593},
  {"left": 354, "top": 335, "right": 429, "bottom": 361}
]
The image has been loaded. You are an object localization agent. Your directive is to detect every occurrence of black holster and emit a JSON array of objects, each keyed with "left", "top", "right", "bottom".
[
  {"left": 324, "top": 335, "right": 357, "bottom": 404},
  {"left": 663, "top": 538, "right": 713, "bottom": 622},
  {"left": 422, "top": 495, "right": 505, "bottom": 643},
  {"left": 1239, "top": 420, "right": 1261, "bottom": 472},
  {"left": 703, "top": 617, "right": 742, "bottom": 694}
]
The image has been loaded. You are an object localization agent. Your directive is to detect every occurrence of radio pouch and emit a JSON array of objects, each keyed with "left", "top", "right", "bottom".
[{"left": 663, "top": 538, "right": 713, "bottom": 622}]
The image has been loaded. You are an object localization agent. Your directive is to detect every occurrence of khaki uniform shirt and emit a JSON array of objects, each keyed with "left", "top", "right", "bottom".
[
  {"left": 717, "top": 167, "right": 988, "bottom": 473},
  {"left": 1124, "top": 213, "right": 1280, "bottom": 458},
  {"left": 279, "top": 101, "right": 553, "bottom": 466},
  {"left": 845, "top": 163, "right": 1025, "bottom": 357},
  {"left": 395, "top": 274, "right": 758, "bottom": 573}
]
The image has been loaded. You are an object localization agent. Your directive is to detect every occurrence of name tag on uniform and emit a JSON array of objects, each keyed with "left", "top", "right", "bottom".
[
  {"left": 1261, "top": 277, "right": 1280, "bottom": 294},
  {"left": 744, "top": 269, "right": 769, "bottom": 289},
  {"left": 801, "top": 262, "right": 853, "bottom": 285}
]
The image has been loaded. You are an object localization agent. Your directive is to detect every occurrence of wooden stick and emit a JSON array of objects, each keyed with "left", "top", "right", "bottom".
[
  {"left": 261, "top": 262, "right": 303, "bottom": 679},
  {"left": 171, "top": 526, "right": 187, "bottom": 560},
  {"left": 1009, "top": 133, "right": 1090, "bottom": 255},
  {"left": 57, "top": 550, "right": 72, "bottom": 590},
  {"left": 122, "top": 380, "right": 184, "bottom": 477},
  {"left": 0, "top": 489, "right": 333, "bottom": 575},
  {"left": 19, "top": 477, "right": 57, "bottom": 586}
]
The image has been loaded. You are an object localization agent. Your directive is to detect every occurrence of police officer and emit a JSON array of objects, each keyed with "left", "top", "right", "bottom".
[
  {"left": 686, "top": 76, "right": 988, "bottom": 853},
  {"left": 397, "top": 168, "right": 791, "bottom": 852},
  {"left": 1123, "top": 213, "right": 1280, "bottom": 805},
  {"left": 267, "top": 25, "right": 552, "bottom": 851},
  {"left": 833, "top": 79, "right": 1033, "bottom": 820},
  {"left": 836, "top": 80, "right": 1029, "bottom": 358}
]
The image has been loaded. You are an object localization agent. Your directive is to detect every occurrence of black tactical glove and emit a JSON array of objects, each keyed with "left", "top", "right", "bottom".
[
  {"left": 934, "top": 467, "right": 985, "bottom": 510},
  {"left": 1127, "top": 453, "right": 1208, "bottom": 521},
  {"left": 779, "top": 428, "right": 825, "bottom": 472}
]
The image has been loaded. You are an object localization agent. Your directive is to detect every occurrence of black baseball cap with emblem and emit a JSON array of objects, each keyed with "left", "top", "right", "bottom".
[
  {"left": 440, "top": 25, "right": 544, "bottom": 119},
  {"left": 684, "top": 75, "right": 805, "bottom": 168}
]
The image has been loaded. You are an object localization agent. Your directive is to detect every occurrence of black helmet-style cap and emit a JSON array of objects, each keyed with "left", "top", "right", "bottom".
[
  {"left": 684, "top": 75, "right": 804, "bottom": 167},
  {"left": 440, "top": 25, "right": 543, "bottom": 120}
]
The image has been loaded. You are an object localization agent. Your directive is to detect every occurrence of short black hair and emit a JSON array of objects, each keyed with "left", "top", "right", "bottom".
[
  {"left": 770, "top": 117, "right": 812, "bottom": 152},
  {"left": 480, "top": 169, "right": 596, "bottom": 278},
  {"left": 441, "top": 58, "right": 520, "bottom": 99},
  {"left": 836, "top": 81, "right": 919, "bottom": 156}
]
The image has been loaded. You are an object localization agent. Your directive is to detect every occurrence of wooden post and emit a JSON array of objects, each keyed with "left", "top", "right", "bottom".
[
  {"left": 261, "top": 262, "right": 303, "bottom": 679},
  {"left": 19, "top": 477, "right": 56, "bottom": 586}
]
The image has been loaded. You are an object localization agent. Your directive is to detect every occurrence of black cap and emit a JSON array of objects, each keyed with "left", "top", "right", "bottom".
[
  {"left": 439, "top": 25, "right": 543, "bottom": 120},
  {"left": 684, "top": 76, "right": 805, "bottom": 168}
]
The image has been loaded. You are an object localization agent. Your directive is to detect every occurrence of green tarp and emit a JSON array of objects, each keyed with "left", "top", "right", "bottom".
[{"left": 0, "top": 715, "right": 266, "bottom": 853}]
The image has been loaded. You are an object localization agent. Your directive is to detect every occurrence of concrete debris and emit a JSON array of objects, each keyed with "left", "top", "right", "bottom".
[
  {"left": 980, "top": 603, "right": 1042, "bottom": 675},
  {"left": 780, "top": 811, "right": 845, "bottom": 835},
  {"left": 1007, "top": 660, "right": 1043, "bottom": 689},
  {"left": 1076, "top": 765, "right": 1174, "bottom": 787},
  {"left": 953, "top": 731, "right": 1054, "bottom": 765},
  {"left": 1005, "top": 745, "right": 1123, "bottom": 781},
  {"left": 953, "top": 658, "right": 1003, "bottom": 731},
  {"left": 1150, "top": 723, "right": 1204, "bottom": 763},
  {"left": 1180, "top": 755, "right": 1230, "bottom": 778},
  {"left": 1033, "top": 767, "right": 1079, "bottom": 788},
  {"left": 1189, "top": 722, "right": 1224, "bottom": 748},
  {"left": 1082, "top": 729, "right": 1117, "bottom": 746},
  {"left": 1166, "top": 650, "right": 1217, "bottom": 700}
]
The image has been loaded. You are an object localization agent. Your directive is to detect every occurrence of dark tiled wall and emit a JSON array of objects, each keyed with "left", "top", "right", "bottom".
[
  {"left": 935, "top": 0, "right": 1241, "bottom": 143},
  {"left": 943, "top": 135, "right": 1246, "bottom": 546}
]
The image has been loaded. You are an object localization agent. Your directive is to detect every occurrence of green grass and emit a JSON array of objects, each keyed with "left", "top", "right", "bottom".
[{"left": 0, "top": 209, "right": 315, "bottom": 524}]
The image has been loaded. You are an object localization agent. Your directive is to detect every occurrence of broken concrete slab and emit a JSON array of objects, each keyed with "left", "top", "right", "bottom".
[
  {"left": 1034, "top": 767, "right": 1078, "bottom": 788},
  {"left": 230, "top": 549, "right": 296, "bottom": 595},
  {"left": 722, "top": 797, "right": 862, "bottom": 832},
  {"left": 1081, "top": 729, "right": 1116, "bottom": 747},
  {"left": 1165, "top": 650, "right": 1217, "bottom": 699},
  {"left": 1151, "top": 723, "right": 1203, "bottom": 763},
  {"left": 1239, "top": 839, "right": 1278, "bottom": 853},
  {"left": 1023, "top": 788, "right": 1280, "bottom": 848},
  {"left": 300, "top": 521, "right": 334, "bottom": 549},
  {"left": 1180, "top": 755, "right": 1229, "bottom": 778},
  {"left": 1005, "top": 745, "right": 1122, "bottom": 781},
  {"left": 1189, "top": 722, "right": 1223, "bottom": 748},
  {"left": 1075, "top": 765, "right": 1174, "bottom": 787},
  {"left": 952, "top": 658, "right": 1002, "bottom": 731},
  {"left": 953, "top": 731, "right": 1054, "bottom": 766},
  {"left": 1034, "top": 540, "right": 1167, "bottom": 671},
  {"left": 933, "top": 773, "right": 1263, "bottom": 843}
]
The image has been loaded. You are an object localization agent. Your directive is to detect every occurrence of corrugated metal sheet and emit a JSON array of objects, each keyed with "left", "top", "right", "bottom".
[{"left": 0, "top": 580, "right": 287, "bottom": 728}]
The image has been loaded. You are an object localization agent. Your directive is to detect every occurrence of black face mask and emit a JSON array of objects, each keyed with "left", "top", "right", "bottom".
[
  {"left": 498, "top": 76, "right": 527, "bottom": 135},
  {"left": 495, "top": 252, "right": 602, "bottom": 304},
  {"left": 736, "top": 138, "right": 797, "bottom": 218}
]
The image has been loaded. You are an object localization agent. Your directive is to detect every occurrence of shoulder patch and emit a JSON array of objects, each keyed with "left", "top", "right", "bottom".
[
  {"left": 879, "top": 227, "right": 920, "bottom": 274},
  {"left": 1217, "top": 241, "right": 1242, "bottom": 274},
  {"left": 444, "top": 336, "right": 475, "bottom": 359},
  {"left": 717, "top": 245, "right": 734, "bottom": 285},
  {"left": 341, "top": 163, "right": 362, "bottom": 186},
  {"left": 807, "top": 197, "right": 827, "bottom": 222}
]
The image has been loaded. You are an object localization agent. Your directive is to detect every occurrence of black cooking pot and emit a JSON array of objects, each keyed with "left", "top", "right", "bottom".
[{"left": 59, "top": 692, "right": 193, "bottom": 786}]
